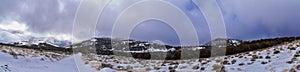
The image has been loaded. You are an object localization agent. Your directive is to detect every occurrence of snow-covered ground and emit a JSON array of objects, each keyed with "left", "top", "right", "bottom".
[
  {"left": 1, "top": 40, "right": 300, "bottom": 72},
  {"left": 0, "top": 46, "right": 77, "bottom": 72},
  {"left": 80, "top": 40, "right": 300, "bottom": 72}
]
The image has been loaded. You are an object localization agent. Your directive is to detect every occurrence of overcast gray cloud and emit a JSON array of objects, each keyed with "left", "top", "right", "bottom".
[
  {"left": 96, "top": 0, "right": 211, "bottom": 45},
  {"left": 218, "top": 0, "right": 300, "bottom": 39},
  {"left": 0, "top": 0, "right": 79, "bottom": 34},
  {"left": 0, "top": 0, "right": 300, "bottom": 45}
]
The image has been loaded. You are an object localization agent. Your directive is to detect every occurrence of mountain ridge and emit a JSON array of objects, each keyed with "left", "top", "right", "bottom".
[{"left": 1, "top": 36, "right": 300, "bottom": 60}]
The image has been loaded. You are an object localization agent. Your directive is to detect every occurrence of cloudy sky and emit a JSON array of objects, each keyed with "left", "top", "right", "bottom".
[{"left": 0, "top": 0, "right": 300, "bottom": 45}]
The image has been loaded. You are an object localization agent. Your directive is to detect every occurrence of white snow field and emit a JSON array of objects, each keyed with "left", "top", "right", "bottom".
[
  {"left": 79, "top": 40, "right": 300, "bottom": 72},
  {"left": 1, "top": 40, "right": 300, "bottom": 72},
  {"left": 0, "top": 46, "right": 77, "bottom": 72}
]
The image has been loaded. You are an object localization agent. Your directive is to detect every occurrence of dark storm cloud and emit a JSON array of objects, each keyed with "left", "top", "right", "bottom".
[
  {"left": 1, "top": 0, "right": 300, "bottom": 45},
  {"left": 218, "top": 0, "right": 300, "bottom": 40},
  {"left": 96, "top": 0, "right": 300, "bottom": 45},
  {"left": 96, "top": 0, "right": 211, "bottom": 45},
  {"left": 130, "top": 20, "right": 181, "bottom": 46}
]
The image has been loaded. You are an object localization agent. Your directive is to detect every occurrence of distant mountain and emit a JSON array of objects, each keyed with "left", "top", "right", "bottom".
[
  {"left": 29, "top": 37, "right": 70, "bottom": 47},
  {"left": 0, "top": 37, "right": 73, "bottom": 54},
  {"left": 72, "top": 38, "right": 177, "bottom": 54},
  {"left": 72, "top": 37, "right": 300, "bottom": 60},
  {"left": 204, "top": 38, "right": 242, "bottom": 47},
  {"left": 73, "top": 37, "right": 243, "bottom": 53},
  {"left": 0, "top": 28, "right": 71, "bottom": 48},
  {"left": 8, "top": 37, "right": 71, "bottom": 48},
  {"left": 1, "top": 36, "right": 300, "bottom": 60}
]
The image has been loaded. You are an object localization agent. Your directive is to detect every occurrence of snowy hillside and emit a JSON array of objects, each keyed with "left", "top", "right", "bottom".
[
  {"left": 77, "top": 40, "right": 300, "bottom": 72},
  {"left": 204, "top": 38, "right": 242, "bottom": 47},
  {"left": 0, "top": 25, "right": 72, "bottom": 47},
  {"left": 1, "top": 38, "right": 300, "bottom": 72},
  {"left": 11, "top": 37, "right": 71, "bottom": 47},
  {"left": 0, "top": 45, "right": 77, "bottom": 72}
]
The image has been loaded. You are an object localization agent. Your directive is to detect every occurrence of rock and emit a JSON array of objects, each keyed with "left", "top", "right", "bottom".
[
  {"left": 201, "top": 62, "right": 207, "bottom": 65},
  {"left": 251, "top": 58, "right": 256, "bottom": 62},
  {"left": 102, "top": 63, "right": 113, "bottom": 68},
  {"left": 259, "top": 56, "right": 263, "bottom": 59},
  {"left": 290, "top": 68, "right": 296, "bottom": 72},
  {"left": 170, "top": 69, "right": 176, "bottom": 72},
  {"left": 200, "top": 67, "right": 205, "bottom": 70},
  {"left": 294, "top": 54, "right": 300, "bottom": 57},
  {"left": 252, "top": 55, "right": 258, "bottom": 59},
  {"left": 145, "top": 67, "right": 152, "bottom": 71},
  {"left": 296, "top": 65, "right": 300, "bottom": 70},
  {"left": 1, "top": 50, "right": 7, "bottom": 53},
  {"left": 238, "top": 63, "right": 245, "bottom": 66},
  {"left": 222, "top": 60, "right": 229, "bottom": 65},
  {"left": 239, "top": 56, "right": 243, "bottom": 58},
  {"left": 231, "top": 60, "right": 237, "bottom": 64},
  {"left": 237, "top": 68, "right": 242, "bottom": 71},
  {"left": 126, "top": 65, "right": 133, "bottom": 70},
  {"left": 192, "top": 65, "right": 199, "bottom": 69},
  {"left": 248, "top": 54, "right": 252, "bottom": 56},
  {"left": 292, "top": 57, "right": 298, "bottom": 62},
  {"left": 265, "top": 56, "right": 271, "bottom": 59},
  {"left": 290, "top": 47, "right": 296, "bottom": 50},
  {"left": 154, "top": 66, "right": 160, "bottom": 70},
  {"left": 212, "top": 64, "right": 223, "bottom": 71},
  {"left": 169, "top": 66, "right": 175, "bottom": 70},
  {"left": 287, "top": 61, "right": 293, "bottom": 64},
  {"left": 261, "top": 62, "right": 268, "bottom": 64},
  {"left": 274, "top": 50, "right": 280, "bottom": 54},
  {"left": 247, "top": 62, "right": 253, "bottom": 65},
  {"left": 224, "top": 57, "right": 228, "bottom": 59}
]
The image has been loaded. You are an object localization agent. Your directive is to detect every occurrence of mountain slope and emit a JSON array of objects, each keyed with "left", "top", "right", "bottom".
[
  {"left": 1, "top": 37, "right": 300, "bottom": 71},
  {"left": 72, "top": 37, "right": 300, "bottom": 60},
  {"left": 78, "top": 40, "right": 300, "bottom": 72},
  {"left": 0, "top": 45, "right": 77, "bottom": 72}
]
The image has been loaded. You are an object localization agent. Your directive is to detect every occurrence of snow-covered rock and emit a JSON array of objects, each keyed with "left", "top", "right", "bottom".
[{"left": 100, "top": 68, "right": 116, "bottom": 72}]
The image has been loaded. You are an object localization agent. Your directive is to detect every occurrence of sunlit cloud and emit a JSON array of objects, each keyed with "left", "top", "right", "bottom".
[
  {"left": 0, "top": 20, "right": 74, "bottom": 45},
  {"left": 0, "top": 21, "right": 28, "bottom": 31}
]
